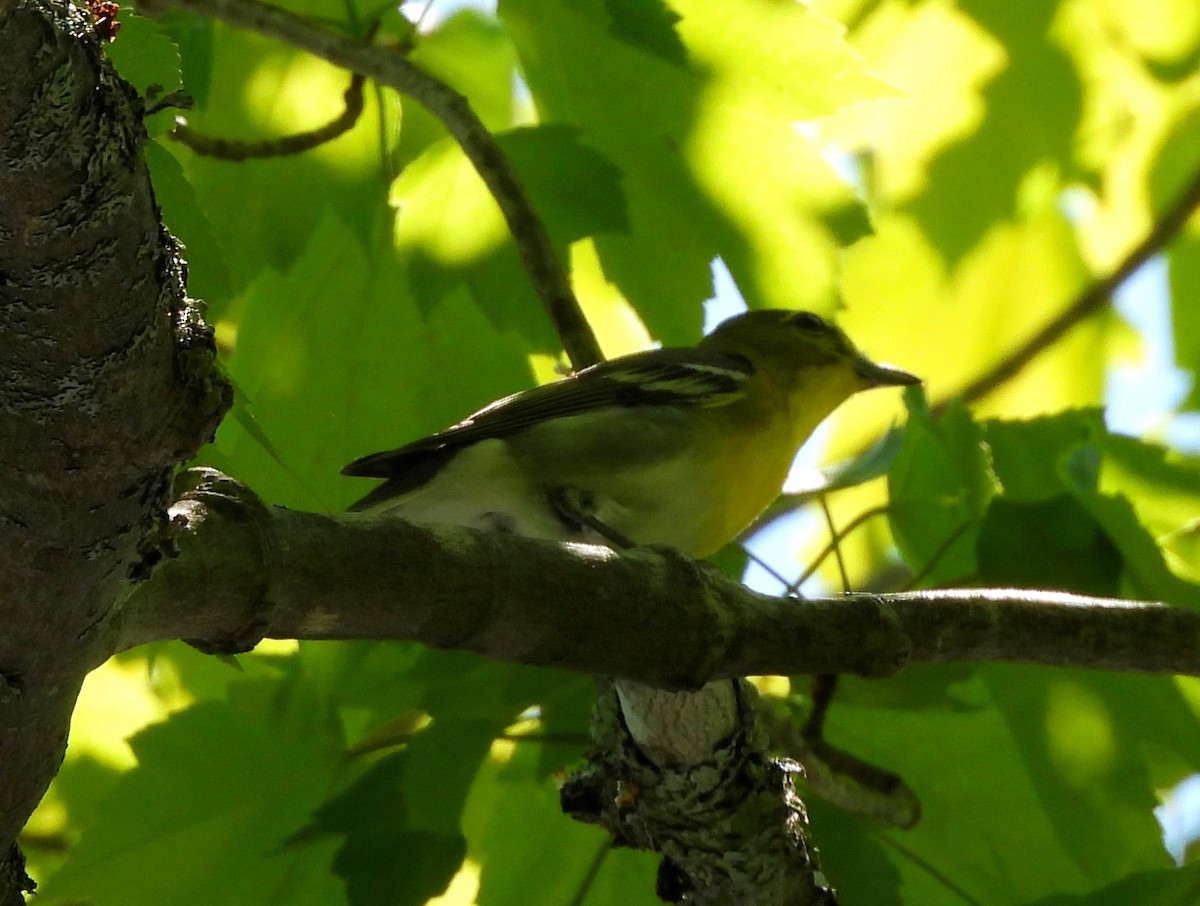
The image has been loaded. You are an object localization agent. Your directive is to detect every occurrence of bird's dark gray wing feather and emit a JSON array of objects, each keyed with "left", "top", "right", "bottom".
[{"left": 341, "top": 348, "right": 752, "bottom": 487}]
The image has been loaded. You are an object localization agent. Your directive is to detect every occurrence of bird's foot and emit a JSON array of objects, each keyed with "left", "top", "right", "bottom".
[{"left": 547, "top": 487, "right": 636, "bottom": 550}]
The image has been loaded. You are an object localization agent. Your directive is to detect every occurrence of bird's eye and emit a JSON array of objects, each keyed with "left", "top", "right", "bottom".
[{"left": 791, "top": 312, "right": 826, "bottom": 332}]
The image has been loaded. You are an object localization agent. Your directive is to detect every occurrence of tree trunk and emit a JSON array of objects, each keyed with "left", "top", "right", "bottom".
[{"left": 0, "top": 1, "right": 229, "bottom": 897}]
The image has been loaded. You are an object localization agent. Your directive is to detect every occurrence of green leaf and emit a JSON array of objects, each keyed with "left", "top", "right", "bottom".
[
  {"left": 409, "top": 9, "right": 518, "bottom": 134},
  {"left": 1148, "top": 107, "right": 1200, "bottom": 220},
  {"left": 976, "top": 495, "right": 1122, "bottom": 597},
  {"left": 1027, "top": 864, "right": 1200, "bottom": 905},
  {"left": 805, "top": 801, "right": 904, "bottom": 906},
  {"left": 167, "top": 20, "right": 392, "bottom": 294},
  {"left": 983, "top": 410, "right": 1107, "bottom": 502},
  {"left": 1068, "top": 490, "right": 1200, "bottom": 610},
  {"left": 838, "top": 207, "right": 1100, "bottom": 440},
  {"left": 968, "top": 411, "right": 1200, "bottom": 606},
  {"left": 818, "top": 669, "right": 1091, "bottom": 904},
  {"left": 290, "top": 648, "right": 586, "bottom": 903},
  {"left": 504, "top": 125, "right": 630, "bottom": 241},
  {"left": 205, "top": 212, "right": 536, "bottom": 511},
  {"left": 707, "top": 542, "right": 752, "bottom": 581},
  {"left": 391, "top": 125, "right": 627, "bottom": 349},
  {"left": 1140, "top": 99, "right": 1200, "bottom": 410},
  {"left": 905, "top": 3, "right": 1083, "bottom": 262},
  {"left": 984, "top": 668, "right": 1194, "bottom": 891},
  {"left": 302, "top": 721, "right": 496, "bottom": 906},
  {"left": 153, "top": 10, "right": 215, "bottom": 109},
  {"left": 390, "top": 9, "right": 519, "bottom": 175},
  {"left": 823, "top": 427, "right": 910, "bottom": 492},
  {"left": 532, "top": 675, "right": 594, "bottom": 780},
  {"left": 147, "top": 141, "right": 234, "bottom": 313},
  {"left": 36, "top": 696, "right": 346, "bottom": 906},
  {"left": 1094, "top": 0, "right": 1200, "bottom": 77},
  {"left": 603, "top": 0, "right": 686, "bottom": 65},
  {"left": 888, "top": 397, "right": 998, "bottom": 584},
  {"left": 1098, "top": 434, "right": 1200, "bottom": 552},
  {"left": 225, "top": 378, "right": 292, "bottom": 474},
  {"left": 500, "top": 0, "right": 890, "bottom": 343},
  {"left": 820, "top": 665, "right": 1193, "bottom": 904},
  {"left": 1166, "top": 234, "right": 1200, "bottom": 411},
  {"left": 469, "top": 740, "right": 659, "bottom": 906},
  {"left": 104, "top": 9, "right": 182, "bottom": 98}
]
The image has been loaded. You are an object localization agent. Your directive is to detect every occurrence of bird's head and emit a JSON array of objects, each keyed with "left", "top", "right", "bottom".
[
  {"left": 700, "top": 309, "right": 920, "bottom": 438},
  {"left": 703, "top": 308, "right": 920, "bottom": 390}
]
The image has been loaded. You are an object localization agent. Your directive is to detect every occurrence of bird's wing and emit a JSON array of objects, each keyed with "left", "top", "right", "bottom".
[{"left": 341, "top": 347, "right": 753, "bottom": 480}]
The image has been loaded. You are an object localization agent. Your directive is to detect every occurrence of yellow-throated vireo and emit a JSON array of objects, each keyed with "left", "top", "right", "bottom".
[{"left": 343, "top": 310, "right": 919, "bottom": 557}]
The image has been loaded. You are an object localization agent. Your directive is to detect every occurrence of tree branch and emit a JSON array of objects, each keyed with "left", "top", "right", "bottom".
[
  {"left": 169, "top": 72, "right": 367, "bottom": 160},
  {"left": 935, "top": 160, "right": 1200, "bottom": 414},
  {"left": 113, "top": 471, "right": 1200, "bottom": 683},
  {"left": 138, "top": 0, "right": 605, "bottom": 369}
]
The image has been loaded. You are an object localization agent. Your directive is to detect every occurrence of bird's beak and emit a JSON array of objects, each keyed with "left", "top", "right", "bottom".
[{"left": 854, "top": 355, "right": 922, "bottom": 389}]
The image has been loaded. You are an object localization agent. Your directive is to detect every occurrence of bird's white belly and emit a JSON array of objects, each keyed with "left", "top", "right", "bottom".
[
  {"left": 379, "top": 439, "right": 574, "bottom": 540},
  {"left": 378, "top": 435, "right": 717, "bottom": 551}
]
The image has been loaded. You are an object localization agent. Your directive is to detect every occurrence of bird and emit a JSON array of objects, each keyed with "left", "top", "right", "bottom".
[{"left": 342, "top": 309, "right": 920, "bottom": 557}]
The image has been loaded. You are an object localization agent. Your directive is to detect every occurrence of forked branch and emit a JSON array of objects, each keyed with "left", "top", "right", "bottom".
[{"left": 139, "top": 0, "right": 605, "bottom": 369}]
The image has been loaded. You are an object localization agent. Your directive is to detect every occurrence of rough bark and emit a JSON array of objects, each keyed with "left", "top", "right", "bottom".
[
  {"left": 112, "top": 472, "right": 1200, "bottom": 683},
  {"left": 0, "top": 0, "right": 229, "bottom": 893},
  {"left": 565, "top": 681, "right": 837, "bottom": 905}
]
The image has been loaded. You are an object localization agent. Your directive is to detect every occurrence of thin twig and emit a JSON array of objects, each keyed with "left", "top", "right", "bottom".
[
  {"left": 742, "top": 545, "right": 797, "bottom": 593},
  {"left": 170, "top": 72, "right": 367, "bottom": 160},
  {"left": 566, "top": 838, "right": 613, "bottom": 906},
  {"left": 801, "top": 673, "right": 838, "bottom": 739},
  {"left": 790, "top": 513, "right": 975, "bottom": 822},
  {"left": 934, "top": 161, "right": 1200, "bottom": 414},
  {"left": 139, "top": 0, "right": 605, "bottom": 369},
  {"left": 818, "top": 495, "right": 850, "bottom": 593},
  {"left": 902, "top": 519, "right": 972, "bottom": 590},
  {"left": 875, "top": 833, "right": 983, "bottom": 906},
  {"left": 788, "top": 504, "right": 889, "bottom": 594},
  {"left": 761, "top": 697, "right": 921, "bottom": 829}
]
